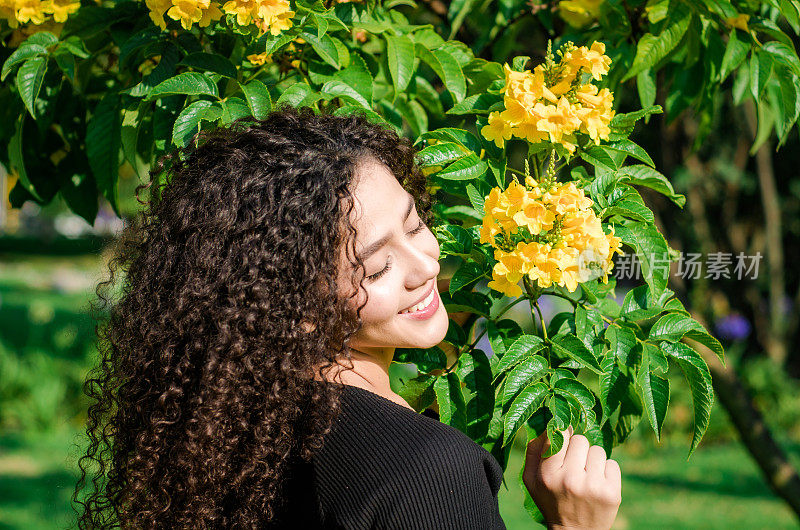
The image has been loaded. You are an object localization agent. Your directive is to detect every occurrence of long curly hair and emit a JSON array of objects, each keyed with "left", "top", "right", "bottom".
[{"left": 73, "top": 106, "right": 434, "bottom": 528}]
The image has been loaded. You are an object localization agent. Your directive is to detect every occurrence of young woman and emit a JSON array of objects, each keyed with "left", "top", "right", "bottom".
[{"left": 74, "top": 106, "right": 621, "bottom": 529}]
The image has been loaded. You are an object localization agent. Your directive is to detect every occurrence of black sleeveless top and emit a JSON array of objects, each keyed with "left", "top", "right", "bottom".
[{"left": 272, "top": 382, "right": 507, "bottom": 529}]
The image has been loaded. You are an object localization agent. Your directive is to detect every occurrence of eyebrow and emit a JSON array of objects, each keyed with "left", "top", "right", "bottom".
[{"left": 359, "top": 193, "right": 416, "bottom": 260}]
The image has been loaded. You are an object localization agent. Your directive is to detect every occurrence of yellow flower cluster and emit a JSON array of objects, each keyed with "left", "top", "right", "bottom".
[
  {"left": 145, "top": 0, "right": 293, "bottom": 34},
  {"left": 146, "top": 0, "right": 223, "bottom": 30},
  {"left": 220, "top": 0, "right": 293, "bottom": 35},
  {"left": 481, "top": 41, "right": 614, "bottom": 154},
  {"left": 480, "top": 174, "right": 622, "bottom": 297},
  {"left": 0, "top": 0, "right": 79, "bottom": 27},
  {"left": 558, "top": 0, "right": 603, "bottom": 28}
]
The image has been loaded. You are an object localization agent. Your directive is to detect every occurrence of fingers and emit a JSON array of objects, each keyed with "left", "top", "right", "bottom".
[
  {"left": 523, "top": 425, "right": 571, "bottom": 482},
  {"left": 562, "top": 428, "right": 589, "bottom": 471},
  {"left": 605, "top": 458, "right": 622, "bottom": 491},
  {"left": 585, "top": 444, "right": 607, "bottom": 477}
]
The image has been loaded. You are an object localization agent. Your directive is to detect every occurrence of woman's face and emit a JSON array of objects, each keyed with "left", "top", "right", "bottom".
[{"left": 337, "top": 157, "right": 449, "bottom": 356}]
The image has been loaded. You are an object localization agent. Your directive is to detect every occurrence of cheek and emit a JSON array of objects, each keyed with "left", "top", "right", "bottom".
[{"left": 358, "top": 283, "right": 402, "bottom": 321}]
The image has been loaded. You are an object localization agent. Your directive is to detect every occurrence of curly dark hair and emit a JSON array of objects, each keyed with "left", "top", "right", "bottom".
[{"left": 72, "top": 106, "right": 435, "bottom": 528}]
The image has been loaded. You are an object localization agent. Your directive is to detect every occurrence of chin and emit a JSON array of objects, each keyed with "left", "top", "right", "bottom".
[{"left": 408, "top": 310, "right": 450, "bottom": 349}]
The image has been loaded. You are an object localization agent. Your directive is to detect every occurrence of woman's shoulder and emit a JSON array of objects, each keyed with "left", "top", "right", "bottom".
[
  {"left": 316, "top": 382, "right": 503, "bottom": 481},
  {"left": 305, "top": 382, "right": 507, "bottom": 529}
]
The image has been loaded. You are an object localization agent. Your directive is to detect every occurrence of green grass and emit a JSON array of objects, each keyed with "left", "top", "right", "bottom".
[{"left": 1, "top": 427, "right": 798, "bottom": 529}]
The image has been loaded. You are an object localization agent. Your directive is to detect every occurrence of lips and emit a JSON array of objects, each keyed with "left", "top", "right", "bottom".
[{"left": 399, "top": 281, "right": 435, "bottom": 313}]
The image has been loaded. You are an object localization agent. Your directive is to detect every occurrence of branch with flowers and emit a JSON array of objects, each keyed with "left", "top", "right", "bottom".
[{"left": 406, "top": 43, "right": 725, "bottom": 523}]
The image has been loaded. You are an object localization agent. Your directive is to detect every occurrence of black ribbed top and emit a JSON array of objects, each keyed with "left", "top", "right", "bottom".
[{"left": 273, "top": 382, "right": 507, "bottom": 529}]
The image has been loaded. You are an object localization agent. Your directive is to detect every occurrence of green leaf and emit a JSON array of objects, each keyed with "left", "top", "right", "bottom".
[
  {"left": 599, "top": 353, "right": 627, "bottom": 424},
  {"left": 762, "top": 41, "right": 800, "bottom": 78},
  {"left": 658, "top": 341, "right": 713, "bottom": 458},
  {"left": 502, "top": 354, "right": 549, "bottom": 407},
  {"left": 580, "top": 145, "right": 618, "bottom": 172},
  {"left": 622, "top": 3, "right": 692, "bottom": 81},
  {"left": 419, "top": 127, "right": 482, "bottom": 153},
  {"left": 385, "top": 34, "right": 415, "bottom": 93},
  {"left": 8, "top": 115, "right": 42, "bottom": 201},
  {"left": 322, "top": 79, "right": 371, "bottom": 109},
  {"left": 333, "top": 104, "right": 398, "bottom": 133},
  {"left": 446, "top": 93, "right": 502, "bottom": 115},
  {"left": 437, "top": 154, "right": 488, "bottom": 180},
  {"left": 57, "top": 35, "right": 90, "bottom": 58},
  {"left": 648, "top": 313, "right": 725, "bottom": 364},
  {"left": 449, "top": 261, "right": 484, "bottom": 295},
  {"left": 53, "top": 48, "right": 75, "bottom": 81},
  {"left": 437, "top": 223, "right": 473, "bottom": 256},
  {"left": 178, "top": 52, "right": 238, "bottom": 78},
  {"left": 637, "top": 353, "right": 669, "bottom": 441},
  {"left": 720, "top": 30, "right": 750, "bottom": 82},
  {"left": 25, "top": 31, "right": 58, "bottom": 48},
  {"left": 86, "top": 91, "right": 121, "bottom": 216},
  {"left": 16, "top": 57, "right": 47, "bottom": 119},
  {"left": 547, "top": 393, "right": 573, "bottom": 432},
  {"left": 749, "top": 49, "right": 773, "bottom": 101},
  {"left": 603, "top": 199, "right": 655, "bottom": 223},
  {"left": 173, "top": 100, "right": 214, "bottom": 148},
  {"left": 457, "top": 348, "right": 495, "bottom": 442},
  {"left": 466, "top": 183, "right": 485, "bottom": 215},
  {"left": 617, "top": 164, "right": 685, "bottom": 207},
  {"left": 620, "top": 284, "right": 674, "bottom": 321},
  {"left": 221, "top": 97, "right": 251, "bottom": 124},
  {"left": 636, "top": 70, "right": 656, "bottom": 111},
  {"left": 606, "top": 324, "right": 639, "bottom": 367},
  {"left": 550, "top": 333, "right": 603, "bottom": 374},
  {"left": 642, "top": 341, "right": 669, "bottom": 373},
  {"left": 301, "top": 31, "right": 340, "bottom": 69},
  {"left": 334, "top": 52, "right": 373, "bottom": 105},
  {"left": 396, "top": 97, "right": 428, "bottom": 136},
  {"left": 492, "top": 334, "right": 546, "bottom": 380},
  {"left": 434, "top": 372, "right": 468, "bottom": 433},
  {"left": 126, "top": 42, "right": 179, "bottom": 98},
  {"left": 239, "top": 79, "right": 272, "bottom": 119},
  {"left": 552, "top": 376, "right": 596, "bottom": 419},
  {"left": 398, "top": 373, "right": 437, "bottom": 411},
  {"left": 276, "top": 82, "right": 323, "bottom": 108},
  {"left": 412, "top": 75, "right": 444, "bottom": 117},
  {"left": 415, "top": 42, "right": 466, "bottom": 102},
  {"left": 416, "top": 141, "right": 469, "bottom": 166},
  {"left": 613, "top": 222, "right": 671, "bottom": 301},
  {"left": 606, "top": 139, "right": 655, "bottom": 167},
  {"left": 394, "top": 346, "right": 448, "bottom": 373},
  {"left": 2, "top": 44, "right": 48, "bottom": 81},
  {"left": 608, "top": 105, "right": 663, "bottom": 141},
  {"left": 503, "top": 382, "right": 549, "bottom": 446},
  {"left": 146, "top": 72, "right": 219, "bottom": 101}
]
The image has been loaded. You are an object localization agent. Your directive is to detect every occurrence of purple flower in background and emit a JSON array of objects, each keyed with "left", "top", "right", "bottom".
[{"left": 714, "top": 313, "right": 751, "bottom": 341}]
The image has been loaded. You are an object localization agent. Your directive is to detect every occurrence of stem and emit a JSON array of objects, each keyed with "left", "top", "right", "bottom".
[
  {"left": 533, "top": 299, "right": 548, "bottom": 341},
  {"left": 444, "top": 295, "right": 530, "bottom": 372}
]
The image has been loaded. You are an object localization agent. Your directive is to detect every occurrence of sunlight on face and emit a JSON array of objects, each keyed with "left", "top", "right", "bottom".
[{"left": 337, "top": 157, "right": 449, "bottom": 356}]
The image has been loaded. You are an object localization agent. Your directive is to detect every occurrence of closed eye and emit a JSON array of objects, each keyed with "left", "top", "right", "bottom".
[{"left": 365, "top": 220, "right": 427, "bottom": 281}]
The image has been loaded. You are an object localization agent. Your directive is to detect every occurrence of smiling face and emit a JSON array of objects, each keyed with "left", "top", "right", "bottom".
[{"left": 336, "top": 157, "right": 449, "bottom": 358}]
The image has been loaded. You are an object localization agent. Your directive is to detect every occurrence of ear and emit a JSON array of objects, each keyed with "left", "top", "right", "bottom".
[{"left": 301, "top": 320, "right": 317, "bottom": 333}]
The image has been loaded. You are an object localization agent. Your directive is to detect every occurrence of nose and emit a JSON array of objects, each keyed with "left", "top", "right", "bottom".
[{"left": 404, "top": 242, "right": 440, "bottom": 287}]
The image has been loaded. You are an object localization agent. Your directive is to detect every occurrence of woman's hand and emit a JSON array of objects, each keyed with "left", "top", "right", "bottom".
[{"left": 522, "top": 425, "right": 622, "bottom": 530}]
